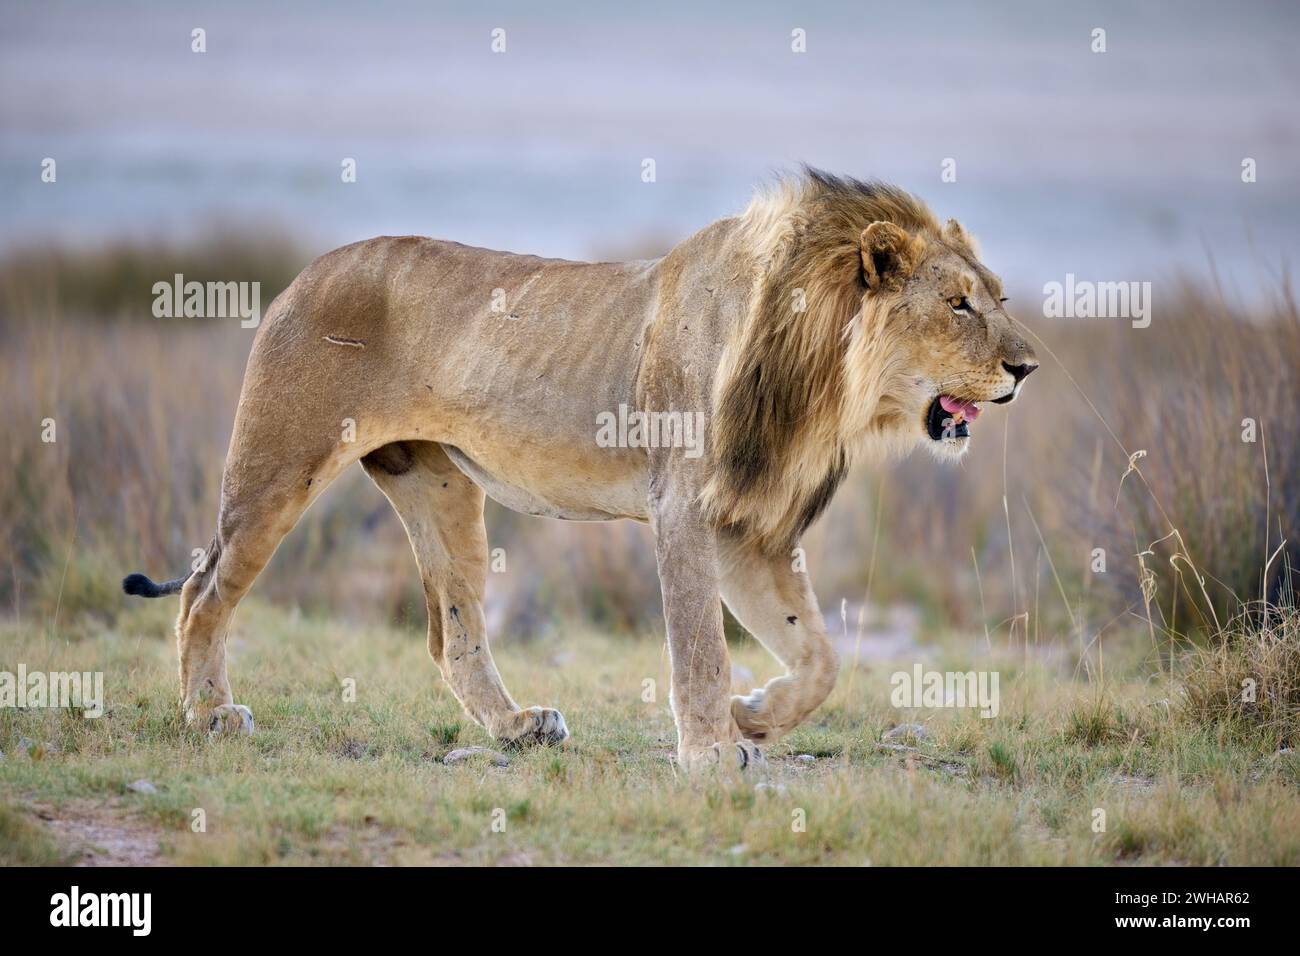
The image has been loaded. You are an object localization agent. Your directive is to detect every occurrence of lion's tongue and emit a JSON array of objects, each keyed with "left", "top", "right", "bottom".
[{"left": 939, "top": 395, "right": 981, "bottom": 421}]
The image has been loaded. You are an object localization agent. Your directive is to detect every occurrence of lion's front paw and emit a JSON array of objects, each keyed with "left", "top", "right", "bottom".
[
  {"left": 677, "top": 740, "right": 765, "bottom": 773},
  {"left": 496, "top": 706, "right": 569, "bottom": 749},
  {"left": 731, "top": 689, "right": 775, "bottom": 742},
  {"left": 205, "top": 703, "right": 254, "bottom": 738}
]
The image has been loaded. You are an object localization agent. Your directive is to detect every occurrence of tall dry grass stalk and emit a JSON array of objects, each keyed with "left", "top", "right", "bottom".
[
  {"left": 2, "top": 240, "right": 1297, "bottom": 654},
  {"left": 1179, "top": 607, "right": 1300, "bottom": 745},
  {"left": 811, "top": 277, "right": 1299, "bottom": 651}
]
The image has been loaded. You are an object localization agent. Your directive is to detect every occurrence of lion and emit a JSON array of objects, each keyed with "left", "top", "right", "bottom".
[{"left": 123, "top": 168, "right": 1037, "bottom": 771}]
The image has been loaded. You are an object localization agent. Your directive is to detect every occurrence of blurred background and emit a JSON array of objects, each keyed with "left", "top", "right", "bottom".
[{"left": 2, "top": 1, "right": 1298, "bottom": 660}]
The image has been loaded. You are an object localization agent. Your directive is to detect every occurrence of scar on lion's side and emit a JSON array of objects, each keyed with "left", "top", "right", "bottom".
[{"left": 323, "top": 334, "right": 366, "bottom": 348}]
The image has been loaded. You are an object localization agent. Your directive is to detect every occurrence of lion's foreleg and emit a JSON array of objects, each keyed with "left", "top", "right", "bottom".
[
  {"left": 650, "top": 479, "right": 763, "bottom": 772},
  {"left": 717, "top": 535, "right": 839, "bottom": 743}
]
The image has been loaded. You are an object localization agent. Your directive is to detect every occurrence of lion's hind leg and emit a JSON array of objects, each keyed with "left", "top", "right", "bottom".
[
  {"left": 174, "top": 443, "right": 354, "bottom": 737},
  {"left": 362, "top": 441, "right": 568, "bottom": 748}
]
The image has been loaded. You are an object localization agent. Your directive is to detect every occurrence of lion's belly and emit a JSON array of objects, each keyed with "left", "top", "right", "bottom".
[{"left": 442, "top": 443, "right": 650, "bottom": 521}]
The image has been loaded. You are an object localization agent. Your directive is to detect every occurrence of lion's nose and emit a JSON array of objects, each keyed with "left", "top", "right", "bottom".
[{"left": 1002, "top": 360, "right": 1038, "bottom": 383}]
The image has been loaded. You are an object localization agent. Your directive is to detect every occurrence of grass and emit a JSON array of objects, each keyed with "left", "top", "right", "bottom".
[
  {"left": 0, "top": 803, "right": 72, "bottom": 866},
  {"left": 0, "top": 231, "right": 305, "bottom": 322},
  {"left": 2, "top": 599, "right": 1297, "bottom": 866},
  {"left": 3, "top": 238, "right": 1298, "bottom": 645},
  {"left": 1, "top": 239, "right": 1298, "bottom": 865},
  {"left": 1180, "top": 609, "right": 1300, "bottom": 744}
]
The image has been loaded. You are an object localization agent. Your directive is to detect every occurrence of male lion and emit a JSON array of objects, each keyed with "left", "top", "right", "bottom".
[{"left": 123, "top": 169, "right": 1036, "bottom": 770}]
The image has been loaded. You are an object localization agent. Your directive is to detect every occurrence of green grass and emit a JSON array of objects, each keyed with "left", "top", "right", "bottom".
[
  {"left": 5, "top": 271, "right": 1298, "bottom": 650},
  {"left": 2, "top": 600, "right": 1297, "bottom": 866},
  {"left": 0, "top": 802, "right": 74, "bottom": 866}
]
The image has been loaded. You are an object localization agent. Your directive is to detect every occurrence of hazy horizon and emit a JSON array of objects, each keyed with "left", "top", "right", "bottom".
[{"left": 4, "top": 0, "right": 1298, "bottom": 304}]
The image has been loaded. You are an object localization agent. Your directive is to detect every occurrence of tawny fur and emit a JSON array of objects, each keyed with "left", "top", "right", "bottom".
[
  {"left": 125, "top": 168, "right": 1036, "bottom": 772},
  {"left": 703, "top": 171, "right": 984, "bottom": 554}
]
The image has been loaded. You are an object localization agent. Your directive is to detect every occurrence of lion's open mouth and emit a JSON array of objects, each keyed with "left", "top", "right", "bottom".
[{"left": 925, "top": 395, "right": 981, "bottom": 441}]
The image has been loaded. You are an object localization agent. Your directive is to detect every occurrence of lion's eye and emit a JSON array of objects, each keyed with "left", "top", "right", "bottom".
[{"left": 947, "top": 296, "right": 972, "bottom": 312}]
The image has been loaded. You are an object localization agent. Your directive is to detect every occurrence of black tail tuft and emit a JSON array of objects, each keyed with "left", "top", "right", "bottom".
[{"left": 122, "top": 572, "right": 188, "bottom": 598}]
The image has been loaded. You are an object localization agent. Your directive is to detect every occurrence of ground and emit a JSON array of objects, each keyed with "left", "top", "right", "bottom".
[{"left": 1, "top": 600, "right": 1297, "bottom": 866}]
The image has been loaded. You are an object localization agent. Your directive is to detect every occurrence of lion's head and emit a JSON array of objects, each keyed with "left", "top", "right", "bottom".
[
  {"left": 705, "top": 168, "right": 1038, "bottom": 552},
  {"left": 857, "top": 215, "right": 1038, "bottom": 462}
]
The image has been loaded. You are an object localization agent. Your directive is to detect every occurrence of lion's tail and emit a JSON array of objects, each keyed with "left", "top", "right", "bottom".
[{"left": 122, "top": 570, "right": 191, "bottom": 598}]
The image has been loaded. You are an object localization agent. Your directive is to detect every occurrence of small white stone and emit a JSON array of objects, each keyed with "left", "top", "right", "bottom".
[{"left": 883, "top": 722, "right": 929, "bottom": 742}]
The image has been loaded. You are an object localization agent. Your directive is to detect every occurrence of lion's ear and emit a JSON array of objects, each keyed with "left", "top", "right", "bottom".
[
  {"left": 860, "top": 221, "right": 924, "bottom": 292},
  {"left": 943, "top": 218, "right": 978, "bottom": 253}
]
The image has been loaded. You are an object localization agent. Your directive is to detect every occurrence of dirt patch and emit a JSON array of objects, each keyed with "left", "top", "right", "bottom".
[{"left": 28, "top": 799, "right": 169, "bottom": 866}]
